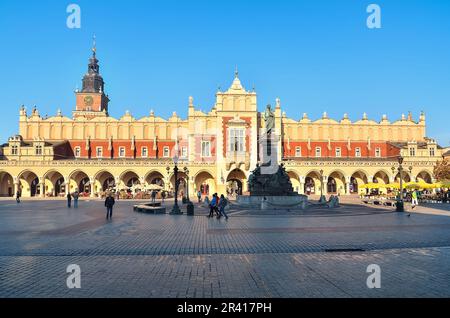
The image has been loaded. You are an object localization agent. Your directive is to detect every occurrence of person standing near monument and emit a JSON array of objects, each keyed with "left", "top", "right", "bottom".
[
  {"left": 66, "top": 192, "right": 72, "bottom": 208},
  {"left": 105, "top": 193, "right": 115, "bottom": 219},
  {"left": 73, "top": 190, "right": 79, "bottom": 208},
  {"left": 16, "top": 189, "right": 21, "bottom": 203}
]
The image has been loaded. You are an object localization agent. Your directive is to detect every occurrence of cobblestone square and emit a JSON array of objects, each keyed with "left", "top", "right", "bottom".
[{"left": 1, "top": 198, "right": 450, "bottom": 298}]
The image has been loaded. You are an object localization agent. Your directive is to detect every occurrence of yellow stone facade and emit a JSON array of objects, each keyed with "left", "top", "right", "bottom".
[{"left": 0, "top": 51, "right": 444, "bottom": 199}]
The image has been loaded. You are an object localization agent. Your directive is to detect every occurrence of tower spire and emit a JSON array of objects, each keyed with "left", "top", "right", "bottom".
[
  {"left": 92, "top": 34, "right": 97, "bottom": 57},
  {"left": 235, "top": 65, "right": 239, "bottom": 78}
]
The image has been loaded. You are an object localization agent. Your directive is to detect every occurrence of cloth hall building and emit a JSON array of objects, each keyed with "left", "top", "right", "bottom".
[{"left": 0, "top": 46, "right": 444, "bottom": 198}]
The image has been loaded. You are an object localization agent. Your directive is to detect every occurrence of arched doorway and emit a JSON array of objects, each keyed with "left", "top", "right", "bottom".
[
  {"left": 194, "top": 171, "right": 215, "bottom": 196},
  {"left": 373, "top": 170, "right": 390, "bottom": 195},
  {"left": 69, "top": 170, "right": 91, "bottom": 196},
  {"left": 328, "top": 171, "right": 346, "bottom": 195},
  {"left": 350, "top": 171, "right": 368, "bottom": 194},
  {"left": 395, "top": 172, "right": 411, "bottom": 184},
  {"left": 43, "top": 170, "right": 66, "bottom": 197},
  {"left": 304, "top": 171, "right": 322, "bottom": 195},
  {"left": 227, "top": 169, "right": 246, "bottom": 196},
  {"left": 94, "top": 171, "right": 115, "bottom": 194},
  {"left": 327, "top": 177, "right": 337, "bottom": 194},
  {"left": 18, "top": 170, "right": 40, "bottom": 197},
  {"left": 0, "top": 171, "right": 14, "bottom": 197},
  {"left": 145, "top": 171, "right": 165, "bottom": 188},
  {"left": 170, "top": 171, "right": 188, "bottom": 198},
  {"left": 416, "top": 171, "right": 433, "bottom": 184}
]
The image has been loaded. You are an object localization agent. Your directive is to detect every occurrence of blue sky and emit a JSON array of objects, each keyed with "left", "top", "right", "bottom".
[{"left": 0, "top": 0, "right": 449, "bottom": 145}]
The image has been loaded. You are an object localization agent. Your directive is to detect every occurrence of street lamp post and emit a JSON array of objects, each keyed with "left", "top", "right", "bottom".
[
  {"left": 183, "top": 167, "right": 195, "bottom": 215},
  {"left": 169, "top": 156, "right": 182, "bottom": 215},
  {"left": 397, "top": 156, "right": 405, "bottom": 212}
]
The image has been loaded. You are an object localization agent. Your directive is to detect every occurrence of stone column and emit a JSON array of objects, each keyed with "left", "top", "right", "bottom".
[
  {"left": 299, "top": 176, "right": 305, "bottom": 195},
  {"left": 322, "top": 176, "right": 328, "bottom": 196},
  {"left": 39, "top": 178, "right": 45, "bottom": 198},
  {"left": 89, "top": 177, "right": 96, "bottom": 198},
  {"left": 345, "top": 176, "right": 351, "bottom": 195},
  {"left": 13, "top": 180, "right": 20, "bottom": 198}
]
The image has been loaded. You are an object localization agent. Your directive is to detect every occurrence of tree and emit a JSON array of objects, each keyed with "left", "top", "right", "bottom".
[{"left": 434, "top": 159, "right": 450, "bottom": 181}]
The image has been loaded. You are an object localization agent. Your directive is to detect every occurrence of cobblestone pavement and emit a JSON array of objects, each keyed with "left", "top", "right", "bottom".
[{"left": 0, "top": 199, "right": 450, "bottom": 298}]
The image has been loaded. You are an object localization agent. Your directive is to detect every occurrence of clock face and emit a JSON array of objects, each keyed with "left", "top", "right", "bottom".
[{"left": 84, "top": 96, "right": 94, "bottom": 107}]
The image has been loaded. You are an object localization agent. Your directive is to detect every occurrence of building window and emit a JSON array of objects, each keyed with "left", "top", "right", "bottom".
[
  {"left": 315, "top": 147, "right": 321, "bottom": 158},
  {"left": 375, "top": 147, "right": 381, "bottom": 158},
  {"left": 355, "top": 147, "right": 361, "bottom": 158},
  {"left": 96, "top": 147, "right": 103, "bottom": 158},
  {"left": 74, "top": 147, "right": 81, "bottom": 158},
  {"left": 141, "top": 147, "right": 148, "bottom": 158},
  {"left": 228, "top": 128, "right": 245, "bottom": 153},
  {"left": 295, "top": 147, "right": 301, "bottom": 157},
  {"left": 35, "top": 145, "right": 43, "bottom": 155},
  {"left": 119, "top": 147, "right": 126, "bottom": 158},
  {"left": 409, "top": 147, "right": 416, "bottom": 157},
  {"left": 163, "top": 146, "right": 170, "bottom": 158},
  {"left": 335, "top": 147, "right": 341, "bottom": 158},
  {"left": 181, "top": 147, "right": 188, "bottom": 158},
  {"left": 202, "top": 141, "right": 211, "bottom": 157},
  {"left": 11, "top": 145, "right": 18, "bottom": 155},
  {"left": 429, "top": 147, "right": 435, "bottom": 157}
]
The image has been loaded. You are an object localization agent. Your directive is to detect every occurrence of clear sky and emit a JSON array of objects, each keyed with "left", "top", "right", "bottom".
[{"left": 0, "top": 0, "right": 449, "bottom": 146}]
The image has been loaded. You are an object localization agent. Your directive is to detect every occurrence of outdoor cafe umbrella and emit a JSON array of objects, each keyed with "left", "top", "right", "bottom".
[
  {"left": 146, "top": 184, "right": 163, "bottom": 190},
  {"left": 405, "top": 181, "right": 434, "bottom": 190},
  {"left": 361, "top": 183, "right": 382, "bottom": 189}
]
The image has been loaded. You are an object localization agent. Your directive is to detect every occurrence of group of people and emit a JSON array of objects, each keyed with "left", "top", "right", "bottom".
[
  {"left": 207, "top": 193, "right": 229, "bottom": 219},
  {"left": 66, "top": 191, "right": 80, "bottom": 208}
]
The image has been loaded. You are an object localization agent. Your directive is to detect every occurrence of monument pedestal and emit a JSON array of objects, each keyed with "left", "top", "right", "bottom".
[{"left": 236, "top": 195, "right": 308, "bottom": 210}]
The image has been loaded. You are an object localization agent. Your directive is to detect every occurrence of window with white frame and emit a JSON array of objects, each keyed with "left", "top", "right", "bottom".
[
  {"left": 35, "top": 145, "right": 43, "bottom": 155},
  {"left": 295, "top": 146, "right": 301, "bottom": 157},
  {"left": 96, "top": 147, "right": 103, "bottom": 158},
  {"left": 163, "top": 146, "right": 170, "bottom": 158},
  {"left": 11, "top": 145, "right": 18, "bottom": 155},
  {"left": 141, "top": 147, "right": 148, "bottom": 158},
  {"left": 119, "top": 147, "right": 126, "bottom": 158},
  {"left": 375, "top": 147, "right": 381, "bottom": 158},
  {"left": 74, "top": 147, "right": 81, "bottom": 158},
  {"left": 409, "top": 147, "right": 416, "bottom": 157},
  {"left": 201, "top": 141, "right": 211, "bottom": 157},
  {"left": 228, "top": 128, "right": 245, "bottom": 153},
  {"left": 181, "top": 146, "right": 188, "bottom": 158},
  {"left": 355, "top": 147, "right": 361, "bottom": 158},
  {"left": 429, "top": 147, "right": 435, "bottom": 157},
  {"left": 335, "top": 147, "right": 342, "bottom": 158},
  {"left": 315, "top": 147, "right": 321, "bottom": 158}
]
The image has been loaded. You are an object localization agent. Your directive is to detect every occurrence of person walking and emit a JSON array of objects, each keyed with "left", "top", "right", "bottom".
[
  {"left": 67, "top": 192, "right": 72, "bottom": 208},
  {"left": 161, "top": 191, "right": 166, "bottom": 203},
  {"left": 217, "top": 194, "right": 229, "bottom": 219},
  {"left": 73, "top": 191, "right": 79, "bottom": 208},
  {"left": 16, "top": 189, "right": 21, "bottom": 203},
  {"left": 209, "top": 193, "right": 217, "bottom": 218},
  {"left": 197, "top": 190, "right": 202, "bottom": 203},
  {"left": 105, "top": 193, "right": 115, "bottom": 219},
  {"left": 411, "top": 189, "right": 419, "bottom": 209},
  {"left": 151, "top": 190, "right": 157, "bottom": 203}
]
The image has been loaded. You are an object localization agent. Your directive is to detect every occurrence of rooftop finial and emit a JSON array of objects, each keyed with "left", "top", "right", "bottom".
[
  {"left": 92, "top": 34, "right": 97, "bottom": 56},
  {"left": 235, "top": 65, "right": 239, "bottom": 78}
]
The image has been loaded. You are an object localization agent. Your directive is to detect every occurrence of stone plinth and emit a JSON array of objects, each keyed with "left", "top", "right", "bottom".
[{"left": 236, "top": 195, "right": 308, "bottom": 210}]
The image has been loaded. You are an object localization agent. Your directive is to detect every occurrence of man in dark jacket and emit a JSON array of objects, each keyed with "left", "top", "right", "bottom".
[{"left": 105, "top": 194, "right": 115, "bottom": 219}]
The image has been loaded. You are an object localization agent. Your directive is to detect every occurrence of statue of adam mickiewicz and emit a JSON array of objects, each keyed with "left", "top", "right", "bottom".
[{"left": 263, "top": 104, "right": 275, "bottom": 134}]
